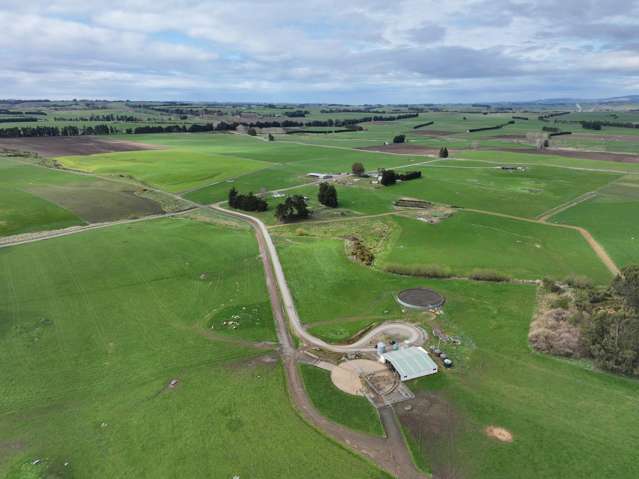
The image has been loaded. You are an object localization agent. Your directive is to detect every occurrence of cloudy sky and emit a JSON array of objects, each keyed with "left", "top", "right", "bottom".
[{"left": 2, "top": 0, "right": 639, "bottom": 103}]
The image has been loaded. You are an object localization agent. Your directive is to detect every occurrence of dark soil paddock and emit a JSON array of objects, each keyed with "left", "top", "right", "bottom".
[
  {"left": 0, "top": 136, "right": 163, "bottom": 157},
  {"left": 413, "top": 130, "right": 458, "bottom": 137},
  {"left": 27, "top": 183, "right": 165, "bottom": 222}
]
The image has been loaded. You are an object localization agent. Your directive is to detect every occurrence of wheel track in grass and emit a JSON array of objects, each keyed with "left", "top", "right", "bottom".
[{"left": 464, "top": 208, "right": 621, "bottom": 276}]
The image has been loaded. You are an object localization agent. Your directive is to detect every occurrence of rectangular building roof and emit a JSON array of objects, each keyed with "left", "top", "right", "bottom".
[{"left": 382, "top": 347, "right": 438, "bottom": 381}]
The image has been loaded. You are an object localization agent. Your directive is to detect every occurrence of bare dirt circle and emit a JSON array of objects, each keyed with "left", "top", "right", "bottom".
[
  {"left": 485, "top": 426, "right": 513, "bottom": 443},
  {"left": 330, "top": 359, "right": 387, "bottom": 396},
  {"left": 397, "top": 287, "right": 445, "bottom": 310}
]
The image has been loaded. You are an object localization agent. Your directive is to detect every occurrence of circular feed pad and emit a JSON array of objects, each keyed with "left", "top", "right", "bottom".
[
  {"left": 397, "top": 287, "right": 445, "bottom": 310},
  {"left": 330, "top": 359, "right": 387, "bottom": 396}
]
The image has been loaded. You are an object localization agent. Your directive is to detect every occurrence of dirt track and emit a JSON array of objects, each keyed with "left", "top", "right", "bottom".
[
  {"left": 0, "top": 210, "right": 195, "bottom": 249},
  {"left": 358, "top": 144, "right": 440, "bottom": 156},
  {"left": 536, "top": 191, "right": 598, "bottom": 222}
]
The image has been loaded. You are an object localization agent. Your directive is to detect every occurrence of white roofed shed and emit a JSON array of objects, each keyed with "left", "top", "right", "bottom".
[{"left": 381, "top": 347, "right": 438, "bottom": 381}]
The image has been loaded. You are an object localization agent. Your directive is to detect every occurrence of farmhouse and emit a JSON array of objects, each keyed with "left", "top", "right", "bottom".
[{"left": 380, "top": 346, "right": 438, "bottom": 381}]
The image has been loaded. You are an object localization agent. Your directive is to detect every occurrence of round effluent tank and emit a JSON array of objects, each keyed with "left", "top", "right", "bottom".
[{"left": 396, "top": 287, "right": 445, "bottom": 310}]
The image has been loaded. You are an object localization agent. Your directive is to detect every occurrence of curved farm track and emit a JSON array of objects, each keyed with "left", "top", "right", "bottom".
[{"left": 212, "top": 203, "right": 427, "bottom": 479}]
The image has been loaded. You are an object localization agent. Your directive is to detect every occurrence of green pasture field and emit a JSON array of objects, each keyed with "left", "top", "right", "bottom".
[
  {"left": 275, "top": 234, "right": 420, "bottom": 325},
  {"left": 300, "top": 364, "right": 383, "bottom": 436},
  {"left": 0, "top": 156, "right": 172, "bottom": 237},
  {"left": 327, "top": 162, "right": 618, "bottom": 218},
  {"left": 273, "top": 208, "right": 611, "bottom": 283},
  {"left": 379, "top": 212, "right": 611, "bottom": 283},
  {"left": 0, "top": 217, "right": 387, "bottom": 479},
  {"left": 551, "top": 135, "right": 639, "bottom": 154},
  {"left": 0, "top": 157, "right": 83, "bottom": 235},
  {"left": 550, "top": 177, "right": 639, "bottom": 267},
  {"left": 227, "top": 153, "right": 618, "bottom": 224},
  {"left": 57, "top": 148, "right": 271, "bottom": 193},
  {"left": 457, "top": 149, "right": 639, "bottom": 173},
  {"left": 306, "top": 318, "right": 380, "bottom": 343},
  {"left": 0, "top": 190, "right": 81, "bottom": 237},
  {"left": 275, "top": 233, "right": 639, "bottom": 478}
]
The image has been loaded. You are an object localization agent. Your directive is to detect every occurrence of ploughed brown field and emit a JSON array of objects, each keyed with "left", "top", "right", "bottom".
[
  {"left": 0, "top": 136, "right": 163, "bottom": 157},
  {"left": 412, "top": 129, "right": 457, "bottom": 137}
]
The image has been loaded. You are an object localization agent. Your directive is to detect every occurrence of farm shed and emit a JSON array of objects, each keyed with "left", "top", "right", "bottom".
[
  {"left": 381, "top": 347, "right": 438, "bottom": 381},
  {"left": 307, "top": 173, "right": 334, "bottom": 179}
]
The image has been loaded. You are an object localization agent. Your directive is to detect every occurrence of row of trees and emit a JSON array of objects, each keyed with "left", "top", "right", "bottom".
[
  {"left": 53, "top": 114, "right": 140, "bottom": 122},
  {"left": 228, "top": 182, "right": 339, "bottom": 221},
  {"left": 0, "top": 124, "right": 116, "bottom": 137},
  {"left": 581, "top": 121, "right": 603, "bottom": 130},
  {"left": 228, "top": 188, "right": 268, "bottom": 212},
  {"left": 0, "top": 117, "right": 41, "bottom": 123},
  {"left": 0, "top": 121, "right": 242, "bottom": 138},
  {"left": 129, "top": 122, "right": 237, "bottom": 135},
  {"left": 240, "top": 113, "right": 418, "bottom": 130},
  {"left": 283, "top": 110, "right": 309, "bottom": 117},
  {"left": 379, "top": 169, "right": 422, "bottom": 186},
  {"left": 466, "top": 120, "right": 515, "bottom": 133}
]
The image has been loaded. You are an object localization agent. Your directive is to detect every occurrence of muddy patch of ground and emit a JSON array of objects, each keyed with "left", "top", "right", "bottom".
[
  {"left": 357, "top": 144, "right": 440, "bottom": 155},
  {"left": 227, "top": 353, "right": 279, "bottom": 371},
  {"left": 396, "top": 391, "right": 467, "bottom": 479},
  {"left": 413, "top": 130, "right": 458, "bottom": 137},
  {"left": 499, "top": 147, "right": 639, "bottom": 163},
  {"left": 27, "top": 183, "right": 164, "bottom": 222},
  {"left": 485, "top": 426, "right": 513, "bottom": 443},
  {"left": 0, "top": 136, "right": 164, "bottom": 157},
  {"left": 0, "top": 440, "right": 26, "bottom": 463}
]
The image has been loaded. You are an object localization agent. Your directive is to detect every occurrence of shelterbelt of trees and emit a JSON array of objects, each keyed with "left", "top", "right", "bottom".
[{"left": 0, "top": 113, "right": 419, "bottom": 138}]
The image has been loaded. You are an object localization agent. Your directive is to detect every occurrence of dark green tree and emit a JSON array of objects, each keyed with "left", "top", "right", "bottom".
[
  {"left": 275, "top": 195, "right": 309, "bottom": 222},
  {"left": 268, "top": 133, "right": 275, "bottom": 141},
  {"left": 291, "top": 195, "right": 310, "bottom": 218},
  {"left": 380, "top": 169, "right": 397, "bottom": 186},
  {"left": 318, "top": 182, "right": 338, "bottom": 208},
  {"left": 582, "top": 308, "right": 639, "bottom": 375},
  {"left": 439, "top": 147, "right": 449, "bottom": 158},
  {"left": 228, "top": 186, "right": 238, "bottom": 208},
  {"left": 392, "top": 134, "right": 406, "bottom": 144},
  {"left": 247, "top": 127, "right": 257, "bottom": 136},
  {"left": 351, "top": 162, "right": 365, "bottom": 176},
  {"left": 612, "top": 265, "right": 639, "bottom": 309},
  {"left": 228, "top": 188, "right": 267, "bottom": 212}
]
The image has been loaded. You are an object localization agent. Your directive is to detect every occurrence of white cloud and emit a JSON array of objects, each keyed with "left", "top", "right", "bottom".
[{"left": 1, "top": 0, "right": 639, "bottom": 101}]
